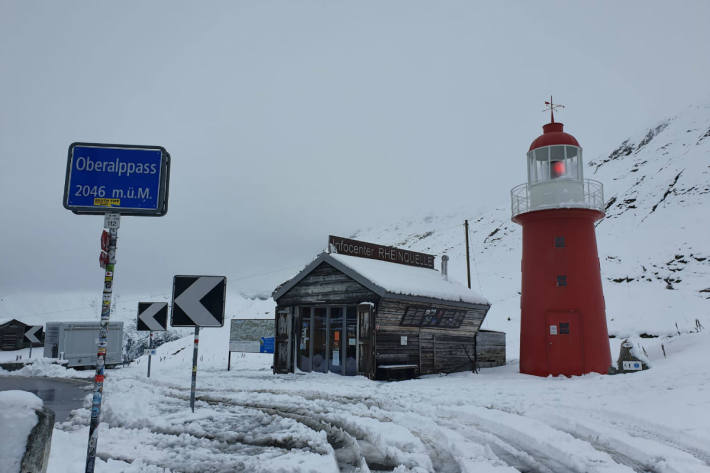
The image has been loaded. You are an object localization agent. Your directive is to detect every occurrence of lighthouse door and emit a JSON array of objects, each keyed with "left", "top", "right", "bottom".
[{"left": 546, "top": 311, "right": 584, "bottom": 376}]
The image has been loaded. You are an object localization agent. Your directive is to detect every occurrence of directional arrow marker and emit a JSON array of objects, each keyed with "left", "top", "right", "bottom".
[
  {"left": 24, "top": 325, "right": 43, "bottom": 344},
  {"left": 137, "top": 302, "right": 168, "bottom": 331},
  {"left": 171, "top": 275, "right": 226, "bottom": 327}
]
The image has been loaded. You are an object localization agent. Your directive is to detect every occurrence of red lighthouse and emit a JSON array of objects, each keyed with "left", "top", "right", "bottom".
[{"left": 511, "top": 100, "right": 611, "bottom": 376}]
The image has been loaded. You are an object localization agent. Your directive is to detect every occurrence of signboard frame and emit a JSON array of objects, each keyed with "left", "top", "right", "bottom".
[
  {"left": 228, "top": 319, "right": 275, "bottom": 353},
  {"left": 328, "top": 235, "right": 436, "bottom": 269},
  {"left": 170, "top": 275, "right": 227, "bottom": 328},
  {"left": 137, "top": 302, "right": 169, "bottom": 332},
  {"left": 63, "top": 142, "right": 171, "bottom": 216}
]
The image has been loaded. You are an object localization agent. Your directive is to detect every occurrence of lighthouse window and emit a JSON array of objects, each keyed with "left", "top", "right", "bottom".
[
  {"left": 554, "top": 236, "right": 565, "bottom": 248},
  {"left": 559, "top": 322, "right": 570, "bottom": 334},
  {"left": 556, "top": 275, "right": 567, "bottom": 287}
]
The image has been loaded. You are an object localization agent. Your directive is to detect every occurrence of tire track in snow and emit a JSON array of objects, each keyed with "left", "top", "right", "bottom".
[
  {"left": 433, "top": 406, "right": 636, "bottom": 473},
  {"left": 567, "top": 408, "right": 710, "bottom": 467},
  {"left": 192, "top": 388, "right": 529, "bottom": 473},
  {"left": 61, "top": 382, "right": 339, "bottom": 472}
]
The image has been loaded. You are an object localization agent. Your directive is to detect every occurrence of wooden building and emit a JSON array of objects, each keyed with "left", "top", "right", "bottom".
[
  {"left": 272, "top": 237, "right": 494, "bottom": 380},
  {"left": 0, "top": 319, "right": 39, "bottom": 351}
]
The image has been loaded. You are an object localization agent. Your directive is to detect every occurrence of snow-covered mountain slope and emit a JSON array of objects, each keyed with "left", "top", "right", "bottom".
[{"left": 353, "top": 104, "right": 710, "bottom": 358}]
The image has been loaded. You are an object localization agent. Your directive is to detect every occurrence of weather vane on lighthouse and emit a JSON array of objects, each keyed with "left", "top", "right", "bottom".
[{"left": 543, "top": 96, "right": 565, "bottom": 123}]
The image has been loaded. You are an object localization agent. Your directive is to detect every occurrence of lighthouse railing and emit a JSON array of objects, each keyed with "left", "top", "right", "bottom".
[{"left": 510, "top": 179, "right": 604, "bottom": 217}]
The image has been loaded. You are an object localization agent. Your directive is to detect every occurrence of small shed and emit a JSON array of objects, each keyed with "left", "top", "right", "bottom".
[
  {"left": 475, "top": 330, "right": 506, "bottom": 368},
  {"left": 272, "top": 244, "right": 492, "bottom": 380},
  {"left": 0, "top": 319, "right": 36, "bottom": 351}
]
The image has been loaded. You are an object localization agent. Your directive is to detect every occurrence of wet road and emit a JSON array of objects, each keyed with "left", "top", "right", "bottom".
[{"left": 0, "top": 376, "right": 90, "bottom": 422}]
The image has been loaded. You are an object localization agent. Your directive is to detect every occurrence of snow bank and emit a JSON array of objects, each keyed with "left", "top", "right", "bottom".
[
  {"left": 0, "top": 357, "right": 93, "bottom": 379},
  {"left": 0, "top": 390, "right": 43, "bottom": 473}
]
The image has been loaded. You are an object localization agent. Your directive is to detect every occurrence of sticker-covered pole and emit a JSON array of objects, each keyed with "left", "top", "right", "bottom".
[
  {"left": 190, "top": 326, "right": 199, "bottom": 412},
  {"left": 85, "top": 212, "right": 120, "bottom": 473},
  {"left": 147, "top": 331, "right": 153, "bottom": 378}
]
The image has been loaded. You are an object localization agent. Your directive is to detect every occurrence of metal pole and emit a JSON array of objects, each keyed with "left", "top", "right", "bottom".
[
  {"left": 85, "top": 212, "right": 120, "bottom": 473},
  {"left": 228, "top": 350, "right": 231, "bottom": 371},
  {"left": 147, "top": 331, "right": 152, "bottom": 378},
  {"left": 190, "top": 326, "right": 200, "bottom": 412},
  {"left": 29, "top": 344, "right": 32, "bottom": 359},
  {"left": 464, "top": 220, "right": 472, "bottom": 289}
]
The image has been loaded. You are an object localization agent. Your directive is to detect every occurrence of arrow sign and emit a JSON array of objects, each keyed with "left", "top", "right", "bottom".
[
  {"left": 137, "top": 302, "right": 168, "bottom": 331},
  {"left": 171, "top": 275, "right": 226, "bottom": 327},
  {"left": 24, "top": 325, "right": 43, "bottom": 344}
]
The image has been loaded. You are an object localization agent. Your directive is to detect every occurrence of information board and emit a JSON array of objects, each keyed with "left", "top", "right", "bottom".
[
  {"left": 229, "top": 319, "right": 274, "bottom": 353},
  {"left": 64, "top": 142, "right": 170, "bottom": 216}
]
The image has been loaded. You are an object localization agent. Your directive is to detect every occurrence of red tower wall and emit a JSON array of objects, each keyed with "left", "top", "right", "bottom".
[{"left": 514, "top": 208, "right": 611, "bottom": 376}]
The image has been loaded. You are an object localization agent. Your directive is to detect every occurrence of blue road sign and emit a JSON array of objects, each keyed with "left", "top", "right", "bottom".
[
  {"left": 260, "top": 337, "right": 275, "bottom": 354},
  {"left": 64, "top": 143, "right": 170, "bottom": 216}
]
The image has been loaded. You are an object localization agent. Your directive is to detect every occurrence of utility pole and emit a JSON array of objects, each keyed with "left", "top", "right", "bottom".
[
  {"left": 464, "top": 220, "right": 471, "bottom": 289},
  {"left": 464, "top": 219, "right": 478, "bottom": 373}
]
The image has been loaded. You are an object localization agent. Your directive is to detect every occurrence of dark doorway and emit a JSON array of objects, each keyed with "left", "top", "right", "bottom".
[
  {"left": 344, "top": 306, "right": 357, "bottom": 375},
  {"left": 329, "top": 307, "right": 343, "bottom": 373},
  {"left": 295, "top": 305, "right": 361, "bottom": 376},
  {"left": 298, "top": 308, "right": 311, "bottom": 372},
  {"left": 312, "top": 308, "right": 327, "bottom": 372}
]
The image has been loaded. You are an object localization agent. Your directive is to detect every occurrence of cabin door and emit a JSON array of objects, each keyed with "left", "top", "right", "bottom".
[
  {"left": 357, "top": 303, "right": 374, "bottom": 378},
  {"left": 273, "top": 308, "right": 292, "bottom": 373}
]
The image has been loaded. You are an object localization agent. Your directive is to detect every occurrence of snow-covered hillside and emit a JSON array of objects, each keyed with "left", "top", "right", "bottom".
[{"left": 353, "top": 104, "right": 710, "bottom": 358}]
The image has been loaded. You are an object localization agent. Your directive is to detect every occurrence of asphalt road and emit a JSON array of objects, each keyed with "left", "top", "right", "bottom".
[{"left": 0, "top": 376, "right": 90, "bottom": 422}]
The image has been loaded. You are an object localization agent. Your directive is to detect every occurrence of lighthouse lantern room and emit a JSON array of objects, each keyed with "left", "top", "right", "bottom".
[{"left": 511, "top": 99, "right": 611, "bottom": 377}]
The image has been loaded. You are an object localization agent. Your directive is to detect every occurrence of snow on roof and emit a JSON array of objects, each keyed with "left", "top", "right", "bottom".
[{"left": 328, "top": 253, "right": 489, "bottom": 305}]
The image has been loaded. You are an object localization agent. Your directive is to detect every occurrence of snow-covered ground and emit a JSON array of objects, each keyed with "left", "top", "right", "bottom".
[
  {"left": 0, "top": 390, "right": 44, "bottom": 473},
  {"left": 43, "top": 320, "right": 710, "bottom": 472}
]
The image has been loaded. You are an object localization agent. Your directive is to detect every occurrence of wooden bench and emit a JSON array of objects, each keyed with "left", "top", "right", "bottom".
[{"left": 376, "top": 363, "right": 418, "bottom": 381}]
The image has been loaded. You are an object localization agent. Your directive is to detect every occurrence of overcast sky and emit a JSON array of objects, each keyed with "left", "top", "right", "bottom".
[{"left": 1, "top": 1, "right": 709, "bottom": 297}]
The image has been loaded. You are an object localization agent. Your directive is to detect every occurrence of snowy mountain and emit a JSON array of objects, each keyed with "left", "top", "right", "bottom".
[{"left": 353, "top": 103, "right": 710, "bottom": 357}]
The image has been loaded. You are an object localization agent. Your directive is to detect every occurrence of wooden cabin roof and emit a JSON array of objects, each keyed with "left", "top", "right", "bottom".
[{"left": 273, "top": 252, "right": 489, "bottom": 308}]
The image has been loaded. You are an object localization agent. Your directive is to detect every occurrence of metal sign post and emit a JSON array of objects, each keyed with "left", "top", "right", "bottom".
[
  {"left": 63, "top": 142, "right": 171, "bottom": 473},
  {"left": 147, "top": 331, "right": 153, "bottom": 378},
  {"left": 85, "top": 212, "right": 120, "bottom": 473},
  {"left": 170, "top": 275, "right": 226, "bottom": 412},
  {"left": 190, "top": 327, "right": 200, "bottom": 412},
  {"left": 136, "top": 301, "right": 168, "bottom": 379}
]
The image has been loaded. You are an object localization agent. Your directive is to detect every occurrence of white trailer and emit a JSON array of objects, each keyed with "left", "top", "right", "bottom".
[{"left": 44, "top": 321, "right": 123, "bottom": 368}]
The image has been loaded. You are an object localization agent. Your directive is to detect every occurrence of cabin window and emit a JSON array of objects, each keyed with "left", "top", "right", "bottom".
[
  {"left": 556, "top": 275, "right": 567, "bottom": 287},
  {"left": 400, "top": 306, "right": 467, "bottom": 328},
  {"left": 554, "top": 236, "right": 565, "bottom": 248}
]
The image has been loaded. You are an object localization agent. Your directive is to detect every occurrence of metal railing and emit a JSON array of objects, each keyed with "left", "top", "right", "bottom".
[{"left": 510, "top": 178, "right": 604, "bottom": 217}]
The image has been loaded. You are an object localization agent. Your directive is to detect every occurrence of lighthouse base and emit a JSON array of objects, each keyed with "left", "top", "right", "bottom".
[{"left": 514, "top": 208, "right": 611, "bottom": 377}]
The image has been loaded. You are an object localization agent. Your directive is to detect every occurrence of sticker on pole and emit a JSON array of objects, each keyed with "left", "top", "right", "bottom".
[
  {"left": 63, "top": 142, "right": 170, "bottom": 216},
  {"left": 137, "top": 302, "right": 168, "bottom": 331},
  {"left": 171, "top": 275, "right": 226, "bottom": 327}
]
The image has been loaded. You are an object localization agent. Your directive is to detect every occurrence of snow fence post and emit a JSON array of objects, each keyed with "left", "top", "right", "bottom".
[
  {"left": 85, "top": 211, "right": 120, "bottom": 473},
  {"left": 190, "top": 326, "right": 200, "bottom": 412}
]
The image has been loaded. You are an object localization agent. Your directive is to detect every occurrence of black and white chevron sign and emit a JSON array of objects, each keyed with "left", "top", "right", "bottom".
[
  {"left": 24, "top": 325, "right": 43, "bottom": 345},
  {"left": 171, "top": 275, "right": 226, "bottom": 327},
  {"left": 137, "top": 302, "right": 168, "bottom": 331}
]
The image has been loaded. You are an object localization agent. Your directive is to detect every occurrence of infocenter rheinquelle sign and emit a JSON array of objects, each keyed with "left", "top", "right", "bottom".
[{"left": 63, "top": 142, "right": 170, "bottom": 216}]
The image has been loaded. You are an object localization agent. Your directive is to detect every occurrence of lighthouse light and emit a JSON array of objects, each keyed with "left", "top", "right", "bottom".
[{"left": 551, "top": 161, "right": 566, "bottom": 178}]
